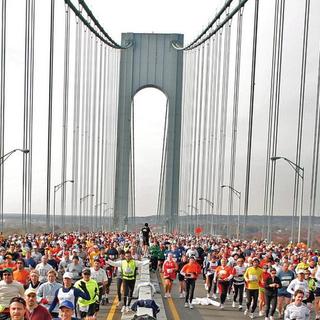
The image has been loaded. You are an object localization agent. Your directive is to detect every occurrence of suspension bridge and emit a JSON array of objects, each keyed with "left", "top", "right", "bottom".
[{"left": 0, "top": 0, "right": 319, "bottom": 246}]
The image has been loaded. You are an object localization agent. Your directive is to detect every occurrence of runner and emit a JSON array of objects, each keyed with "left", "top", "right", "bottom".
[
  {"left": 214, "top": 258, "right": 234, "bottom": 309},
  {"left": 232, "top": 257, "right": 246, "bottom": 310},
  {"left": 180, "top": 255, "right": 201, "bottom": 309},
  {"left": 264, "top": 267, "right": 282, "bottom": 320},
  {"left": 162, "top": 253, "right": 178, "bottom": 298},
  {"left": 244, "top": 257, "right": 263, "bottom": 319},
  {"left": 284, "top": 289, "right": 310, "bottom": 320}
]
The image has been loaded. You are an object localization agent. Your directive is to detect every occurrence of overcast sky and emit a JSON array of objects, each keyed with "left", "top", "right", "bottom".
[{"left": 2, "top": 0, "right": 320, "bottom": 218}]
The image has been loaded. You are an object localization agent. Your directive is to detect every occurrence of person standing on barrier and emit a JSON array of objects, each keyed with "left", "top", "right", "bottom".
[
  {"left": 180, "top": 255, "right": 201, "bottom": 310},
  {"left": 108, "top": 251, "right": 149, "bottom": 313},
  {"left": 244, "top": 257, "right": 263, "bottom": 319}
]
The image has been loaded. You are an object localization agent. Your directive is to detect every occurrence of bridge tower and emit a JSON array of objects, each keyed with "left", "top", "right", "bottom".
[{"left": 114, "top": 33, "right": 184, "bottom": 231}]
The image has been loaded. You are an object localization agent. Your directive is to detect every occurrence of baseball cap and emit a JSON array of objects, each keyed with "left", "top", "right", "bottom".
[
  {"left": 25, "top": 288, "right": 37, "bottom": 296},
  {"left": 59, "top": 300, "right": 74, "bottom": 310},
  {"left": 82, "top": 268, "right": 91, "bottom": 275},
  {"left": 63, "top": 272, "right": 73, "bottom": 279},
  {"left": 2, "top": 268, "right": 13, "bottom": 274}
]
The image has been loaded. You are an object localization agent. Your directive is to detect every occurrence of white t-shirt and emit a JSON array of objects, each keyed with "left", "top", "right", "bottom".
[{"left": 284, "top": 302, "right": 310, "bottom": 320}]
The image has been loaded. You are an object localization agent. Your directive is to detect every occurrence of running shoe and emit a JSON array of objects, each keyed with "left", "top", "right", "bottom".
[
  {"left": 189, "top": 303, "right": 194, "bottom": 309},
  {"left": 184, "top": 302, "right": 189, "bottom": 308},
  {"left": 232, "top": 301, "right": 236, "bottom": 308}
]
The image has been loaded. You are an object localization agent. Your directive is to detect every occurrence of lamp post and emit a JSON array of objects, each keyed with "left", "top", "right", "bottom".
[
  {"left": 221, "top": 185, "right": 241, "bottom": 239},
  {"left": 187, "top": 204, "right": 199, "bottom": 233},
  {"left": 79, "top": 194, "right": 94, "bottom": 232},
  {"left": 53, "top": 180, "right": 74, "bottom": 234},
  {"left": 0, "top": 149, "right": 29, "bottom": 165},
  {"left": 199, "top": 197, "right": 214, "bottom": 235},
  {"left": 270, "top": 156, "right": 305, "bottom": 244},
  {"left": 0, "top": 149, "right": 29, "bottom": 232}
]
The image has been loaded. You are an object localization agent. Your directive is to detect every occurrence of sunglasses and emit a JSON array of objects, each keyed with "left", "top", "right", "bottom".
[{"left": 3, "top": 273, "right": 12, "bottom": 276}]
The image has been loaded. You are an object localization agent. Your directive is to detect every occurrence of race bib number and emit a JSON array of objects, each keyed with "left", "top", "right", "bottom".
[
  {"left": 125, "top": 267, "right": 132, "bottom": 273},
  {"left": 249, "top": 275, "right": 257, "bottom": 281},
  {"left": 281, "top": 280, "right": 289, "bottom": 287},
  {"left": 167, "top": 269, "right": 173, "bottom": 273}
]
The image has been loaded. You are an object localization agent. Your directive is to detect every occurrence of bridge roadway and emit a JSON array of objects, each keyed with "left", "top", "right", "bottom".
[{"left": 97, "top": 273, "right": 251, "bottom": 320}]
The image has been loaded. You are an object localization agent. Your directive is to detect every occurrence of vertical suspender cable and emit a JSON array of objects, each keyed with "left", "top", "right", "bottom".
[
  {"left": 71, "top": 11, "right": 82, "bottom": 229},
  {"left": 22, "top": 0, "right": 30, "bottom": 231},
  {"left": 61, "top": 4, "right": 70, "bottom": 227},
  {"left": 84, "top": 30, "right": 93, "bottom": 225},
  {"left": 131, "top": 99, "right": 136, "bottom": 226},
  {"left": 79, "top": 21, "right": 88, "bottom": 231},
  {"left": 217, "top": 18, "right": 231, "bottom": 237},
  {"left": 27, "top": 0, "right": 35, "bottom": 229},
  {"left": 94, "top": 40, "right": 103, "bottom": 229},
  {"left": 0, "top": 0, "right": 6, "bottom": 233},
  {"left": 99, "top": 45, "right": 107, "bottom": 228},
  {"left": 228, "top": 6, "right": 243, "bottom": 238},
  {"left": 89, "top": 36, "right": 98, "bottom": 230},
  {"left": 267, "top": 0, "right": 285, "bottom": 243},
  {"left": 264, "top": 0, "right": 279, "bottom": 240},
  {"left": 207, "top": 36, "right": 218, "bottom": 234},
  {"left": 156, "top": 99, "right": 169, "bottom": 219},
  {"left": 292, "top": 0, "right": 310, "bottom": 242},
  {"left": 308, "top": 51, "right": 320, "bottom": 246},
  {"left": 193, "top": 45, "right": 205, "bottom": 228},
  {"left": 243, "top": 0, "right": 259, "bottom": 238},
  {"left": 211, "top": 30, "right": 223, "bottom": 234},
  {"left": 46, "top": 0, "right": 55, "bottom": 229}
]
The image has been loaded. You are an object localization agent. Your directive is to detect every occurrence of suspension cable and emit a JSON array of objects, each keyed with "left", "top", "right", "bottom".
[
  {"left": 243, "top": 0, "right": 260, "bottom": 238},
  {"left": 228, "top": 5, "right": 243, "bottom": 238},
  {"left": 61, "top": 3, "right": 71, "bottom": 227},
  {"left": 0, "top": 0, "right": 6, "bottom": 233},
  {"left": 64, "top": 0, "right": 131, "bottom": 49},
  {"left": 292, "top": 0, "right": 310, "bottom": 239},
  {"left": 173, "top": 0, "right": 249, "bottom": 51}
]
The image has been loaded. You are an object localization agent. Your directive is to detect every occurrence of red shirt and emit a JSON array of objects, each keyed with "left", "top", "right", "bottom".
[
  {"left": 26, "top": 304, "right": 52, "bottom": 320},
  {"left": 163, "top": 260, "right": 178, "bottom": 279}
]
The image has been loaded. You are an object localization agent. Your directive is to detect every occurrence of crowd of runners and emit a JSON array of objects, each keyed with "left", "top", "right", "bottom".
[{"left": 0, "top": 223, "right": 318, "bottom": 319}]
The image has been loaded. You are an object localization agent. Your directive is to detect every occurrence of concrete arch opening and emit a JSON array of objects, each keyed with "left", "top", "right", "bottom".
[{"left": 132, "top": 88, "right": 167, "bottom": 217}]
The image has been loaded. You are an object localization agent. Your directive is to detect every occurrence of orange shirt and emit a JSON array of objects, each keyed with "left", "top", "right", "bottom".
[
  {"left": 13, "top": 269, "right": 30, "bottom": 285},
  {"left": 181, "top": 262, "right": 202, "bottom": 279},
  {"left": 215, "top": 265, "right": 234, "bottom": 281}
]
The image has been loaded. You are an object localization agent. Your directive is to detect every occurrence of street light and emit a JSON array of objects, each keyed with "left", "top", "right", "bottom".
[
  {"left": 0, "top": 149, "right": 29, "bottom": 232},
  {"left": 199, "top": 197, "right": 214, "bottom": 235},
  {"left": 221, "top": 185, "right": 241, "bottom": 239},
  {"left": 270, "top": 156, "right": 304, "bottom": 244},
  {"left": 79, "top": 194, "right": 94, "bottom": 232},
  {"left": 53, "top": 180, "right": 74, "bottom": 234},
  {"left": 0, "top": 149, "right": 29, "bottom": 165}
]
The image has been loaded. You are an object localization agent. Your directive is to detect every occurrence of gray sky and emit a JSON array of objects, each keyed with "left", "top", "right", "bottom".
[{"left": 2, "top": 0, "right": 320, "bottom": 218}]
